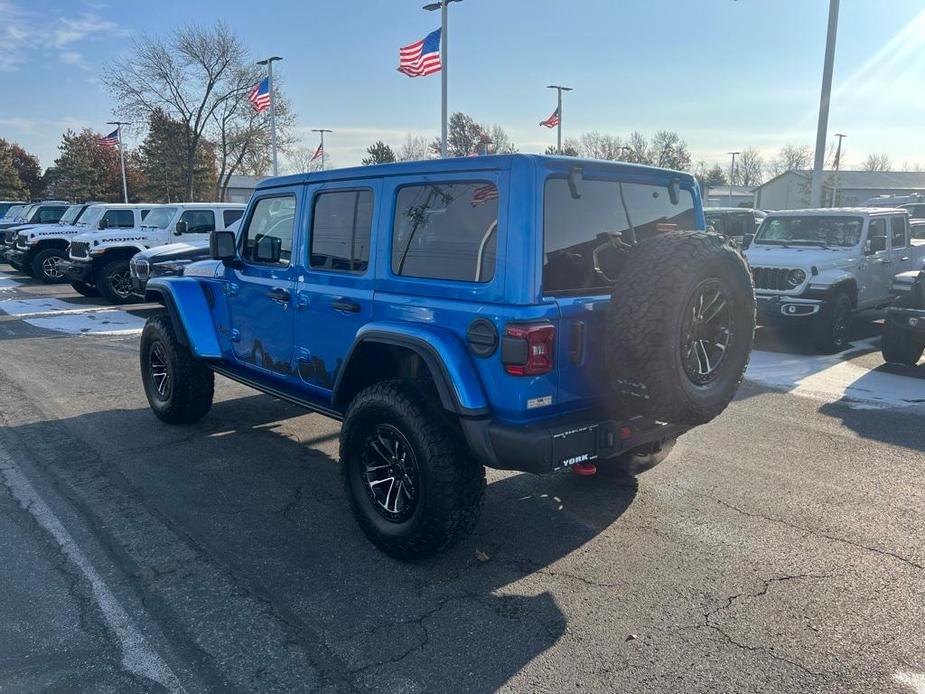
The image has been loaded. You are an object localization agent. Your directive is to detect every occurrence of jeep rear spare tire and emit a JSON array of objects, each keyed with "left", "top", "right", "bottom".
[{"left": 606, "top": 231, "right": 754, "bottom": 426}]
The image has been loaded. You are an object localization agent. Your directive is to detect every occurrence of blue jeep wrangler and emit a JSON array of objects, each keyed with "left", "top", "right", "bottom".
[{"left": 139, "top": 154, "right": 755, "bottom": 559}]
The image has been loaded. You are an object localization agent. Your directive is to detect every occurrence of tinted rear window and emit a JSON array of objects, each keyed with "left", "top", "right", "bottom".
[
  {"left": 544, "top": 178, "right": 696, "bottom": 293},
  {"left": 392, "top": 182, "right": 498, "bottom": 283}
]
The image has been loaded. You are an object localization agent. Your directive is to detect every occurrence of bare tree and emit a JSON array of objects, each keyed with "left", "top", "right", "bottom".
[
  {"left": 767, "top": 144, "right": 812, "bottom": 177},
  {"left": 651, "top": 130, "right": 691, "bottom": 171},
  {"left": 624, "top": 131, "right": 652, "bottom": 165},
  {"left": 734, "top": 147, "right": 764, "bottom": 186},
  {"left": 862, "top": 153, "right": 892, "bottom": 172},
  {"left": 397, "top": 134, "right": 433, "bottom": 162},
  {"left": 104, "top": 21, "right": 253, "bottom": 201},
  {"left": 285, "top": 146, "right": 325, "bottom": 174},
  {"left": 485, "top": 124, "right": 516, "bottom": 154},
  {"left": 578, "top": 131, "right": 625, "bottom": 160},
  {"left": 209, "top": 68, "right": 296, "bottom": 199}
]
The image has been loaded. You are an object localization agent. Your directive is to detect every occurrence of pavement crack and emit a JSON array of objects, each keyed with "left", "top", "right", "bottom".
[{"left": 681, "top": 487, "right": 924, "bottom": 571}]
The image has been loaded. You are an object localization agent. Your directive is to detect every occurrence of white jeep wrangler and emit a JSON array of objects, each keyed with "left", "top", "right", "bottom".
[
  {"left": 62, "top": 203, "right": 245, "bottom": 303},
  {"left": 745, "top": 208, "right": 925, "bottom": 352}
]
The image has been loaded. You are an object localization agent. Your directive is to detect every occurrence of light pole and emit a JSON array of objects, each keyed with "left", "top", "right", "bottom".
[
  {"left": 312, "top": 129, "right": 333, "bottom": 171},
  {"left": 424, "top": 0, "right": 463, "bottom": 158},
  {"left": 107, "top": 120, "right": 130, "bottom": 203},
  {"left": 810, "top": 0, "right": 840, "bottom": 207},
  {"left": 257, "top": 56, "right": 283, "bottom": 176},
  {"left": 831, "top": 132, "right": 846, "bottom": 206},
  {"left": 546, "top": 85, "right": 573, "bottom": 154},
  {"left": 728, "top": 151, "right": 740, "bottom": 207}
]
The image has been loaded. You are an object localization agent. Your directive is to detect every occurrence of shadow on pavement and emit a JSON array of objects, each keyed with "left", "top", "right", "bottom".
[{"left": 6, "top": 392, "right": 638, "bottom": 691}]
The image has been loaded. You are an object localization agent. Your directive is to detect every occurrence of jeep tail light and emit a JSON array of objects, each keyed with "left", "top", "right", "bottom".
[{"left": 502, "top": 323, "right": 555, "bottom": 376}]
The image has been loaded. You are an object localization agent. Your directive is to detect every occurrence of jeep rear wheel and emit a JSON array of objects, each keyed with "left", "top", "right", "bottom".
[
  {"left": 881, "top": 321, "right": 925, "bottom": 367},
  {"left": 98, "top": 258, "right": 139, "bottom": 304},
  {"left": 31, "top": 248, "right": 68, "bottom": 284},
  {"left": 70, "top": 280, "right": 100, "bottom": 298},
  {"left": 340, "top": 380, "right": 485, "bottom": 560},
  {"left": 606, "top": 231, "right": 755, "bottom": 426},
  {"left": 140, "top": 314, "right": 214, "bottom": 424},
  {"left": 812, "top": 292, "right": 852, "bottom": 353}
]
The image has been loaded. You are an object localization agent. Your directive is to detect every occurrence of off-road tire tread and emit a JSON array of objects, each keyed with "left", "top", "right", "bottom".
[
  {"left": 606, "top": 231, "right": 755, "bottom": 426},
  {"left": 31, "top": 248, "right": 68, "bottom": 284},
  {"left": 881, "top": 321, "right": 925, "bottom": 367},
  {"left": 140, "top": 314, "right": 214, "bottom": 424},
  {"left": 340, "top": 380, "right": 485, "bottom": 560}
]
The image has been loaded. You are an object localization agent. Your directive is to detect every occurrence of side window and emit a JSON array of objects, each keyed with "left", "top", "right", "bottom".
[
  {"left": 890, "top": 217, "right": 907, "bottom": 249},
  {"left": 37, "top": 207, "right": 66, "bottom": 223},
  {"left": 868, "top": 218, "right": 887, "bottom": 246},
  {"left": 310, "top": 190, "right": 373, "bottom": 273},
  {"left": 141, "top": 209, "right": 151, "bottom": 220},
  {"left": 103, "top": 210, "right": 135, "bottom": 228},
  {"left": 392, "top": 182, "right": 498, "bottom": 282},
  {"left": 241, "top": 196, "right": 296, "bottom": 267},
  {"left": 223, "top": 209, "right": 244, "bottom": 227},
  {"left": 179, "top": 210, "right": 215, "bottom": 234}
]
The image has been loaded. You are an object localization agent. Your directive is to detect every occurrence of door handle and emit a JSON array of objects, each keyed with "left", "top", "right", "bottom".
[
  {"left": 266, "top": 288, "right": 291, "bottom": 304},
  {"left": 331, "top": 299, "right": 361, "bottom": 313},
  {"left": 901, "top": 256, "right": 910, "bottom": 262}
]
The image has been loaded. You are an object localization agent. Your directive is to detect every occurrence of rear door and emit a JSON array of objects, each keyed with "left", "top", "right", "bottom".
[
  {"left": 294, "top": 180, "right": 378, "bottom": 392},
  {"left": 224, "top": 190, "right": 301, "bottom": 375},
  {"left": 889, "top": 215, "right": 917, "bottom": 274}
]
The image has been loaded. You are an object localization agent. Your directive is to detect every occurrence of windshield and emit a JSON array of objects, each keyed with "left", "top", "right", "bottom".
[
  {"left": 77, "top": 205, "right": 105, "bottom": 228},
  {"left": 755, "top": 215, "right": 863, "bottom": 247},
  {"left": 543, "top": 177, "right": 698, "bottom": 293},
  {"left": 2, "top": 205, "right": 24, "bottom": 221},
  {"left": 142, "top": 207, "right": 179, "bottom": 229},
  {"left": 58, "top": 205, "right": 84, "bottom": 225},
  {"left": 17, "top": 205, "right": 36, "bottom": 221}
]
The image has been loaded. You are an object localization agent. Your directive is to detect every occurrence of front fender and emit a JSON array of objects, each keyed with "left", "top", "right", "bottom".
[
  {"left": 337, "top": 321, "right": 489, "bottom": 416},
  {"left": 145, "top": 277, "right": 221, "bottom": 359}
]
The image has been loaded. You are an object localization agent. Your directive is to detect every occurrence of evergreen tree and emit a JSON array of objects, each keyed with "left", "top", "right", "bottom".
[
  {"left": 362, "top": 141, "right": 397, "bottom": 165},
  {"left": 44, "top": 129, "right": 126, "bottom": 202},
  {"left": 0, "top": 146, "right": 27, "bottom": 199},
  {"left": 0, "top": 140, "right": 42, "bottom": 198},
  {"left": 138, "top": 110, "right": 217, "bottom": 202}
]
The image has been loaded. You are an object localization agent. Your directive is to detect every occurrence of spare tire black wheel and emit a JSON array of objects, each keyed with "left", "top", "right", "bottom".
[
  {"left": 606, "top": 231, "right": 755, "bottom": 426},
  {"left": 881, "top": 321, "right": 925, "bottom": 367}
]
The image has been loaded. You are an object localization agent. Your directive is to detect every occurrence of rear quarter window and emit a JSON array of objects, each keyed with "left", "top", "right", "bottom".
[{"left": 392, "top": 182, "right": 498, "bottom": 283}]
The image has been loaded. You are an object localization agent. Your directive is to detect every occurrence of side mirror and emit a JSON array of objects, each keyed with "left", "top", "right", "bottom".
[
  {"left": 175, "top": 220, "right": 188, "bottom": 235},
  {"left": 866, "top": 236, "right": 886, "bottom": 254},
  {"left": 98, "top": 218, "right": 109, "bottom": 230},
  {"left": 254, "top": 235, "right": 282, "bottom": 264},
  {"left": 742, "top": 233, "right": 754, "bottom": 249},
  {"left": 209, "top": 230, "right": 238, "bottom": 262}
]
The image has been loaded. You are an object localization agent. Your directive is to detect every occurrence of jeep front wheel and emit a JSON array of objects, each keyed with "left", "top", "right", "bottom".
[
  {"left": 98, "top": 258, "right": 139, "bottom": 304},
  {"left": 70, "top": 280, "right": 100, "bottom": 298},
  {"left": 140, "top": 315, "right": 214, "bottom": 424},
  {"left": 31, "top": 248, "right": 69, "bottom": 284},
  {"left": 340, "top": 381, "right": 485, "bottom": 560},
  {"left": 812, "top": 292, "right": 852, "bottom": 353}
]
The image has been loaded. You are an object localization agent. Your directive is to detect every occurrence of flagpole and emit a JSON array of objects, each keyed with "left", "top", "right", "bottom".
[
  {"left": 107, "top": 120, "right": 130, "bottom": 203},
  {"left": 546, "top": 85, "right": 572, "bottom": 154},
  {"left": 423, "top": 1, "right": 461, "bottom": 158},
  {"left": 257, "top": 56, "right": 283, "bottom": 176},
  {"left": 312, "top": 129, "right": 333, "bottom": 172}
]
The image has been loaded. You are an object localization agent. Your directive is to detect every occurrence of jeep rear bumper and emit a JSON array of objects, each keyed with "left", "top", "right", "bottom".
[
  {"left": 460, "top": 411, "right": 688, "bottom": 474},
  {"left": 5, "top": 249, "right": 27, "bottom": 267},
  {"left": 61, "top": 259, "right": 94, "bottom": 284}
]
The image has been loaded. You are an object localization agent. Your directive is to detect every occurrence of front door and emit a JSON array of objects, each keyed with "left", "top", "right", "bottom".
[
  {"left": 225, "top": 190, "right": 301, "bottom": 376},
  {"left": 294, "top": 180, "right": 379, "bottom": 394},
  {"left": 859, "top": 217, "right": 893, "bottom": 308}
]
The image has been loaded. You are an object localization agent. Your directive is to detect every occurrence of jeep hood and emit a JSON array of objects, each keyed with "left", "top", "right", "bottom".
[
  {"left": 22, "top": 223, "right": 83, "bottom": 238},
  {"left": 71, "top": 228, "right": 148, "bottom": 245},
  {"left": 745, "top": 244, "right": 857, "bottom": 270},
  {"left": 136, "top": 239, "right": 209, "bottom": 262}
]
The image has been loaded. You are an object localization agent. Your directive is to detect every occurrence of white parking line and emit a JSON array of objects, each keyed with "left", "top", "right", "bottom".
[
  {"left": 746, "top": 339, "right": 925, "bottom": 409},
  {"left": 24, "top": 310, "right": 147, "bottom": 336},
  {"left": 894, "top": 671, "right": 925, "bottom": 694},
  {"left": 0, "top": 277, "right": 22, "bottom": 291},
  {"left": 0, "top": 297, "right": 117, "bottom": 317},
  {"left": 0, "top": 444, "right": 182, "bottom": 692}
]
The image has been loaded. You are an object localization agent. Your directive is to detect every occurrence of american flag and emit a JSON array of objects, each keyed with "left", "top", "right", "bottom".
[
  {"left": 310, "top": 143, "right": 324, "bottom": 162},
  {"left": 470, "top": 184, "right": 499, "bottom": 207},
  {"left": 398, "top": 29, "right": 442, "bottom": 77},
  {"left": 97, "top": 129, "right": 119, "bottom": 147},
  {"left": 249, "top": 78, "right": 271, "bottom": 112},
  {"left": 539, "top": 107, "right": 560, "bottom": 128}
]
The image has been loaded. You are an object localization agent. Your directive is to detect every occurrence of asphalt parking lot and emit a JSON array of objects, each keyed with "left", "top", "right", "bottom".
[{"left": 1, "top": 265, "right": 923, "bottom": 693}]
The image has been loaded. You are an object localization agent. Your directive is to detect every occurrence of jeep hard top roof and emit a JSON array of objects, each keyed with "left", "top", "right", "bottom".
[
  {"left": 256, "top": 153, "right": 697, "bottom": 190},
  {"left": 151, "top": 202, "right": 245, "bottom": 208},
  {"left": 764, "top": 207, "right": 909, "bottom": 217}
]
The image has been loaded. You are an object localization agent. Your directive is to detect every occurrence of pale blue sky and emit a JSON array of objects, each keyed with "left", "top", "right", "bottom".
[{"left": 1, "top": 0, "right": 924, "bottom": 172}]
